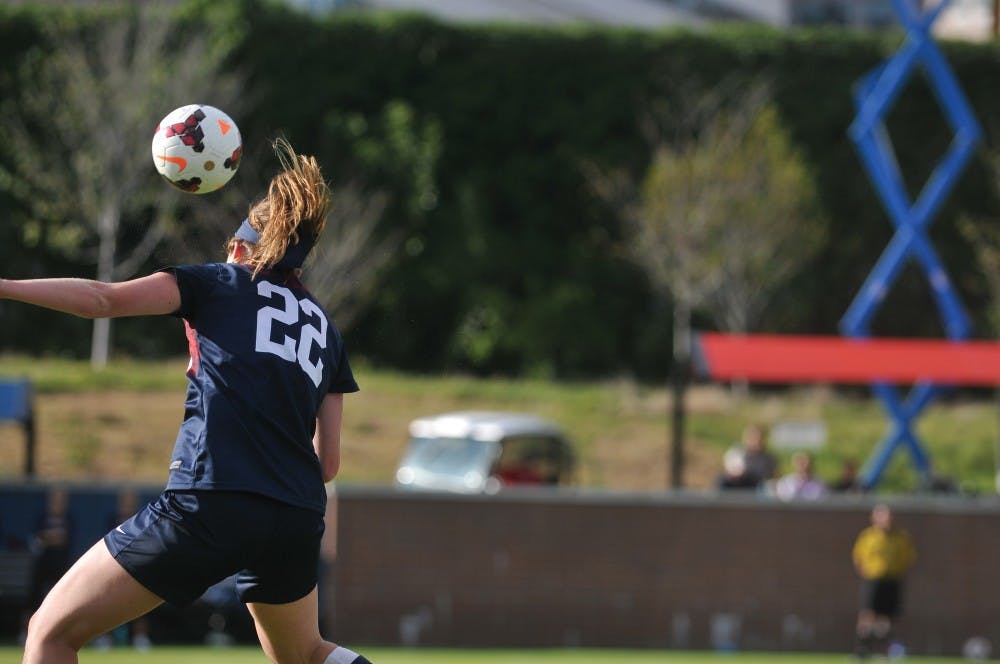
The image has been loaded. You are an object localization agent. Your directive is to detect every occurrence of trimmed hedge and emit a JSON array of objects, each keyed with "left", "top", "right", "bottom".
[{"left": 3, "top": 1, "right": 1000, "bottom": 377}]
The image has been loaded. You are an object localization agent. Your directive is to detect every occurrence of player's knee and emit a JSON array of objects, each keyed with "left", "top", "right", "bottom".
[
  {"left": 24, "top": 607, "right": 80, "bottom": 654},
  {"left": 260, "top": 637, "right": 327, "bottom": 664},
  {"left": 25, "top": 609, "right": 52, "bottom": 647},
  {"left": 307, "top": 641, "right": 335, "bottom": 664}
]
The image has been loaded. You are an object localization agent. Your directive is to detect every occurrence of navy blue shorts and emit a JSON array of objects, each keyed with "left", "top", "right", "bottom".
[{"left": 104, "top": 490, "right": 324, "bottom": 607}]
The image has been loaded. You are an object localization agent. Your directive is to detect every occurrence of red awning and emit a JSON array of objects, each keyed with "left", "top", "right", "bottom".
[{"left": 694, "top": 333, "right": 1000, "bottom": 386}]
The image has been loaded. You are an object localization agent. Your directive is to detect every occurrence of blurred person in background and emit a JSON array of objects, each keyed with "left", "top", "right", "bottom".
[
  {"left": 831, "top": 458, "right": 862, "bottom": 493},
  {"left": 774, "top": 451, "right": 827, "bottom": 501},
  {"left": 717, "top": 423, "right": 777, "bottom": 490},
  {"left": 852, "top": 504, "right": 916, "bottom": 660},
  {"left": 29, "top": 489, "right": 71, "bottom": 613},
  {"left": 19, "top": 488, "right": 71, "bottom": 645}
]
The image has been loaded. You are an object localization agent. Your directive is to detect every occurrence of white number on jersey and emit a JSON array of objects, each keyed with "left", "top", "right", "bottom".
[{"left": 255, "top": 282, "right": 328, "bottom": 387}]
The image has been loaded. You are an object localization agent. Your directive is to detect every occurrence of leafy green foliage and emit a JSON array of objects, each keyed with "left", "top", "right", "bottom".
[{"left": 2, "top": 4, "right": 1000, "bottom": 378}]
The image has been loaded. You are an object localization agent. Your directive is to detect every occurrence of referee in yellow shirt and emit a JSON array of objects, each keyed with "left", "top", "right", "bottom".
[{"left": 852, "top": 504, "right": 916, "bottom": 659}]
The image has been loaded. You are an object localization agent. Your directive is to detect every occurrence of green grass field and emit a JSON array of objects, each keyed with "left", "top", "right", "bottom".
[{"left": 0, "top": 646, "right": 995, "bottom": 663}]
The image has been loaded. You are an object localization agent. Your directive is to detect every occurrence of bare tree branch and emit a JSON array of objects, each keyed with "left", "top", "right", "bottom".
[
  {"left": 306, "top": 184, "right": 395, "bottom": 329},
  {"left": 0, "top": 3, "right": 245, "bottom": 366}
]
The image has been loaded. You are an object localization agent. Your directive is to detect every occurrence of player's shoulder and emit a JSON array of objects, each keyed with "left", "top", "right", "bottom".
[
  {"left": 173, "top": 262, "right": 249, "bottom": 286},
  {"left": 893, "top": 527, "right": 915, "bottom": 542},
  {"left": 857, "top": 526, "right": 879, "bottom": 541}
]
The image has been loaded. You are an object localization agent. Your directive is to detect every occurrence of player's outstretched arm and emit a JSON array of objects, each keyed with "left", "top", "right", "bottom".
[{"left": 0, "top": 272, "right": 180, "bottom": 319}]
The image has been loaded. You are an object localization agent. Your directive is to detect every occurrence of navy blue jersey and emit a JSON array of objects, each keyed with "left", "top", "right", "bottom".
[{"left": 161, "top": 263, "right": 358, "bottom": 513}]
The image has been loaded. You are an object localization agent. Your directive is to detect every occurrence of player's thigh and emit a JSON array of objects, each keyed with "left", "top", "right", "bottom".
[
  {"left": 247, "top": 587, "right": 330, "bottom": 663},
  {"left": 27, "top": 540, "right": 163, "bottom": 649}
]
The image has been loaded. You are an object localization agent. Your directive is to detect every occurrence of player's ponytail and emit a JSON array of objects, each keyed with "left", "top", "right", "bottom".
[{"left": 236, "top": 138, "right": 331, "bottom": 277}]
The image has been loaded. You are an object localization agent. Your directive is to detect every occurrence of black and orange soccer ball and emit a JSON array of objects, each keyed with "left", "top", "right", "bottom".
[{"left": 151, "top": 104, "right": 242, "bottom": 194}]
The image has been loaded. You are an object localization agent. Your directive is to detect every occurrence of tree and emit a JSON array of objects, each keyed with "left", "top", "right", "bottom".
[
  {"left": 306, "top": 184, "right": 392, "bottom": 330},
  {"left": 0, "top": 3, "right": 243, "bottom": 367},
  {"left": 591, "top": 80, "right": 825, "bottom": 486},
  {"left": 629, "top": 85, "right": 825, "bottom": 337},
  {"left": 961, "top": 216, "right": 1000, "bottom": 334},
  {"left": 959, "top": 147, "right": 1000, "bottom": 337}
]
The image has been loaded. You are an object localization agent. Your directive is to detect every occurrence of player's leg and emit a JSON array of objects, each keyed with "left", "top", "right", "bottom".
[
  {"left": 855, "top": 578, "right": 879, "bottom": 658},
  {"left": 854, "top": 608, "right": 876, "bottom": 658},
  {"left": 22, "top": 540, "right": 163, "bottom": 664},
  {"left": 246, "top": 588, "right": 371, "bottom": 664},
  {"left": 868, "top": 578, "right": 902, "bottom": 656},
  {"left": 870, "top": 614, "right": 893, "bottom": 656},
  {"left": 243, "top": 496, "right": 371, "bottom": 664}
]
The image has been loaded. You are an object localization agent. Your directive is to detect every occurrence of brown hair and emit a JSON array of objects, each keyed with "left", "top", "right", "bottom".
[{"left": 230, "top": 138, "right": 331, "bottom": 277}]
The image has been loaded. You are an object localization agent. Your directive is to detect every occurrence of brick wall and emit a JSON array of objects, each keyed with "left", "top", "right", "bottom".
[{"left": 326, "top": 487, "right": 1000, "bottom": 656}]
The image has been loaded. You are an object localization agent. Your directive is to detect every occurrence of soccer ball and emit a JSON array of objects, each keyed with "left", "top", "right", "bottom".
[{"left": 151, "top": 104, "right": 242, "bottom": 194}]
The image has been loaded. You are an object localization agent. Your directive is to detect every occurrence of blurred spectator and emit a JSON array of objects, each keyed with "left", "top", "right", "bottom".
[
  {"left": 103, "top": 490, "right": 153, "bottom": 651},
  {"left": 925, "top": 473, "right": 960, "bottom": 494},
  {"left": 20, "top": 488, "right": 72, "bottom": 643},
  {"left": 740, "top": 424, "right": 778, "bottom": 484},
  {"left": 774, "top": 452, "right": 827, "bottom": 500},
  {"left": 717, "top": 424, "right": 777, "bottom": 490},
  {"left": 852, "top": 504, "right": 916, "bottom": 659},
  {"left": 205, "top": 612, "right": 236, "bottom": 648},
  {"left": 716, "top": 447, "right": 757, "bottom": 490},
  {"left": 30, "top": 488, "right": 71, "bottom": 606},
  {"left": 194, "top": 573, "right": 252, "bottom": 644},
  {"left": 831, "top": 458, "right": 862, "bottom": 493}
]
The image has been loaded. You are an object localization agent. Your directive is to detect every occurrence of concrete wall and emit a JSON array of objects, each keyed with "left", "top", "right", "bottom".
[{"left": 326, "top": 487, "right": 1000, "bottom": 656}]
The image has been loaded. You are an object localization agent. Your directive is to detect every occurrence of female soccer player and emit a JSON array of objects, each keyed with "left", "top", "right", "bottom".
[{"left": 3, "top": 139, "right": 372, "bottom": 664}]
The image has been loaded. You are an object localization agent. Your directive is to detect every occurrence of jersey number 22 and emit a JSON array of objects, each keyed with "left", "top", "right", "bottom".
[{"left": 255, "top": 282, "right": 328, "bottom": 387}]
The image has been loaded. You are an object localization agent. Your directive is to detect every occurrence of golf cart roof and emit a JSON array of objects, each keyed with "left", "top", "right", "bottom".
[{"left": 408, "top": 411, "right": 565, "bottom": 443}]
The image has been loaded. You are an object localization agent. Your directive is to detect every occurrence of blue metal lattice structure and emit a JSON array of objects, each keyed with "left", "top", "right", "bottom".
[{"left": 843, "top": 0, "right": 982, "bottom": 489}]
